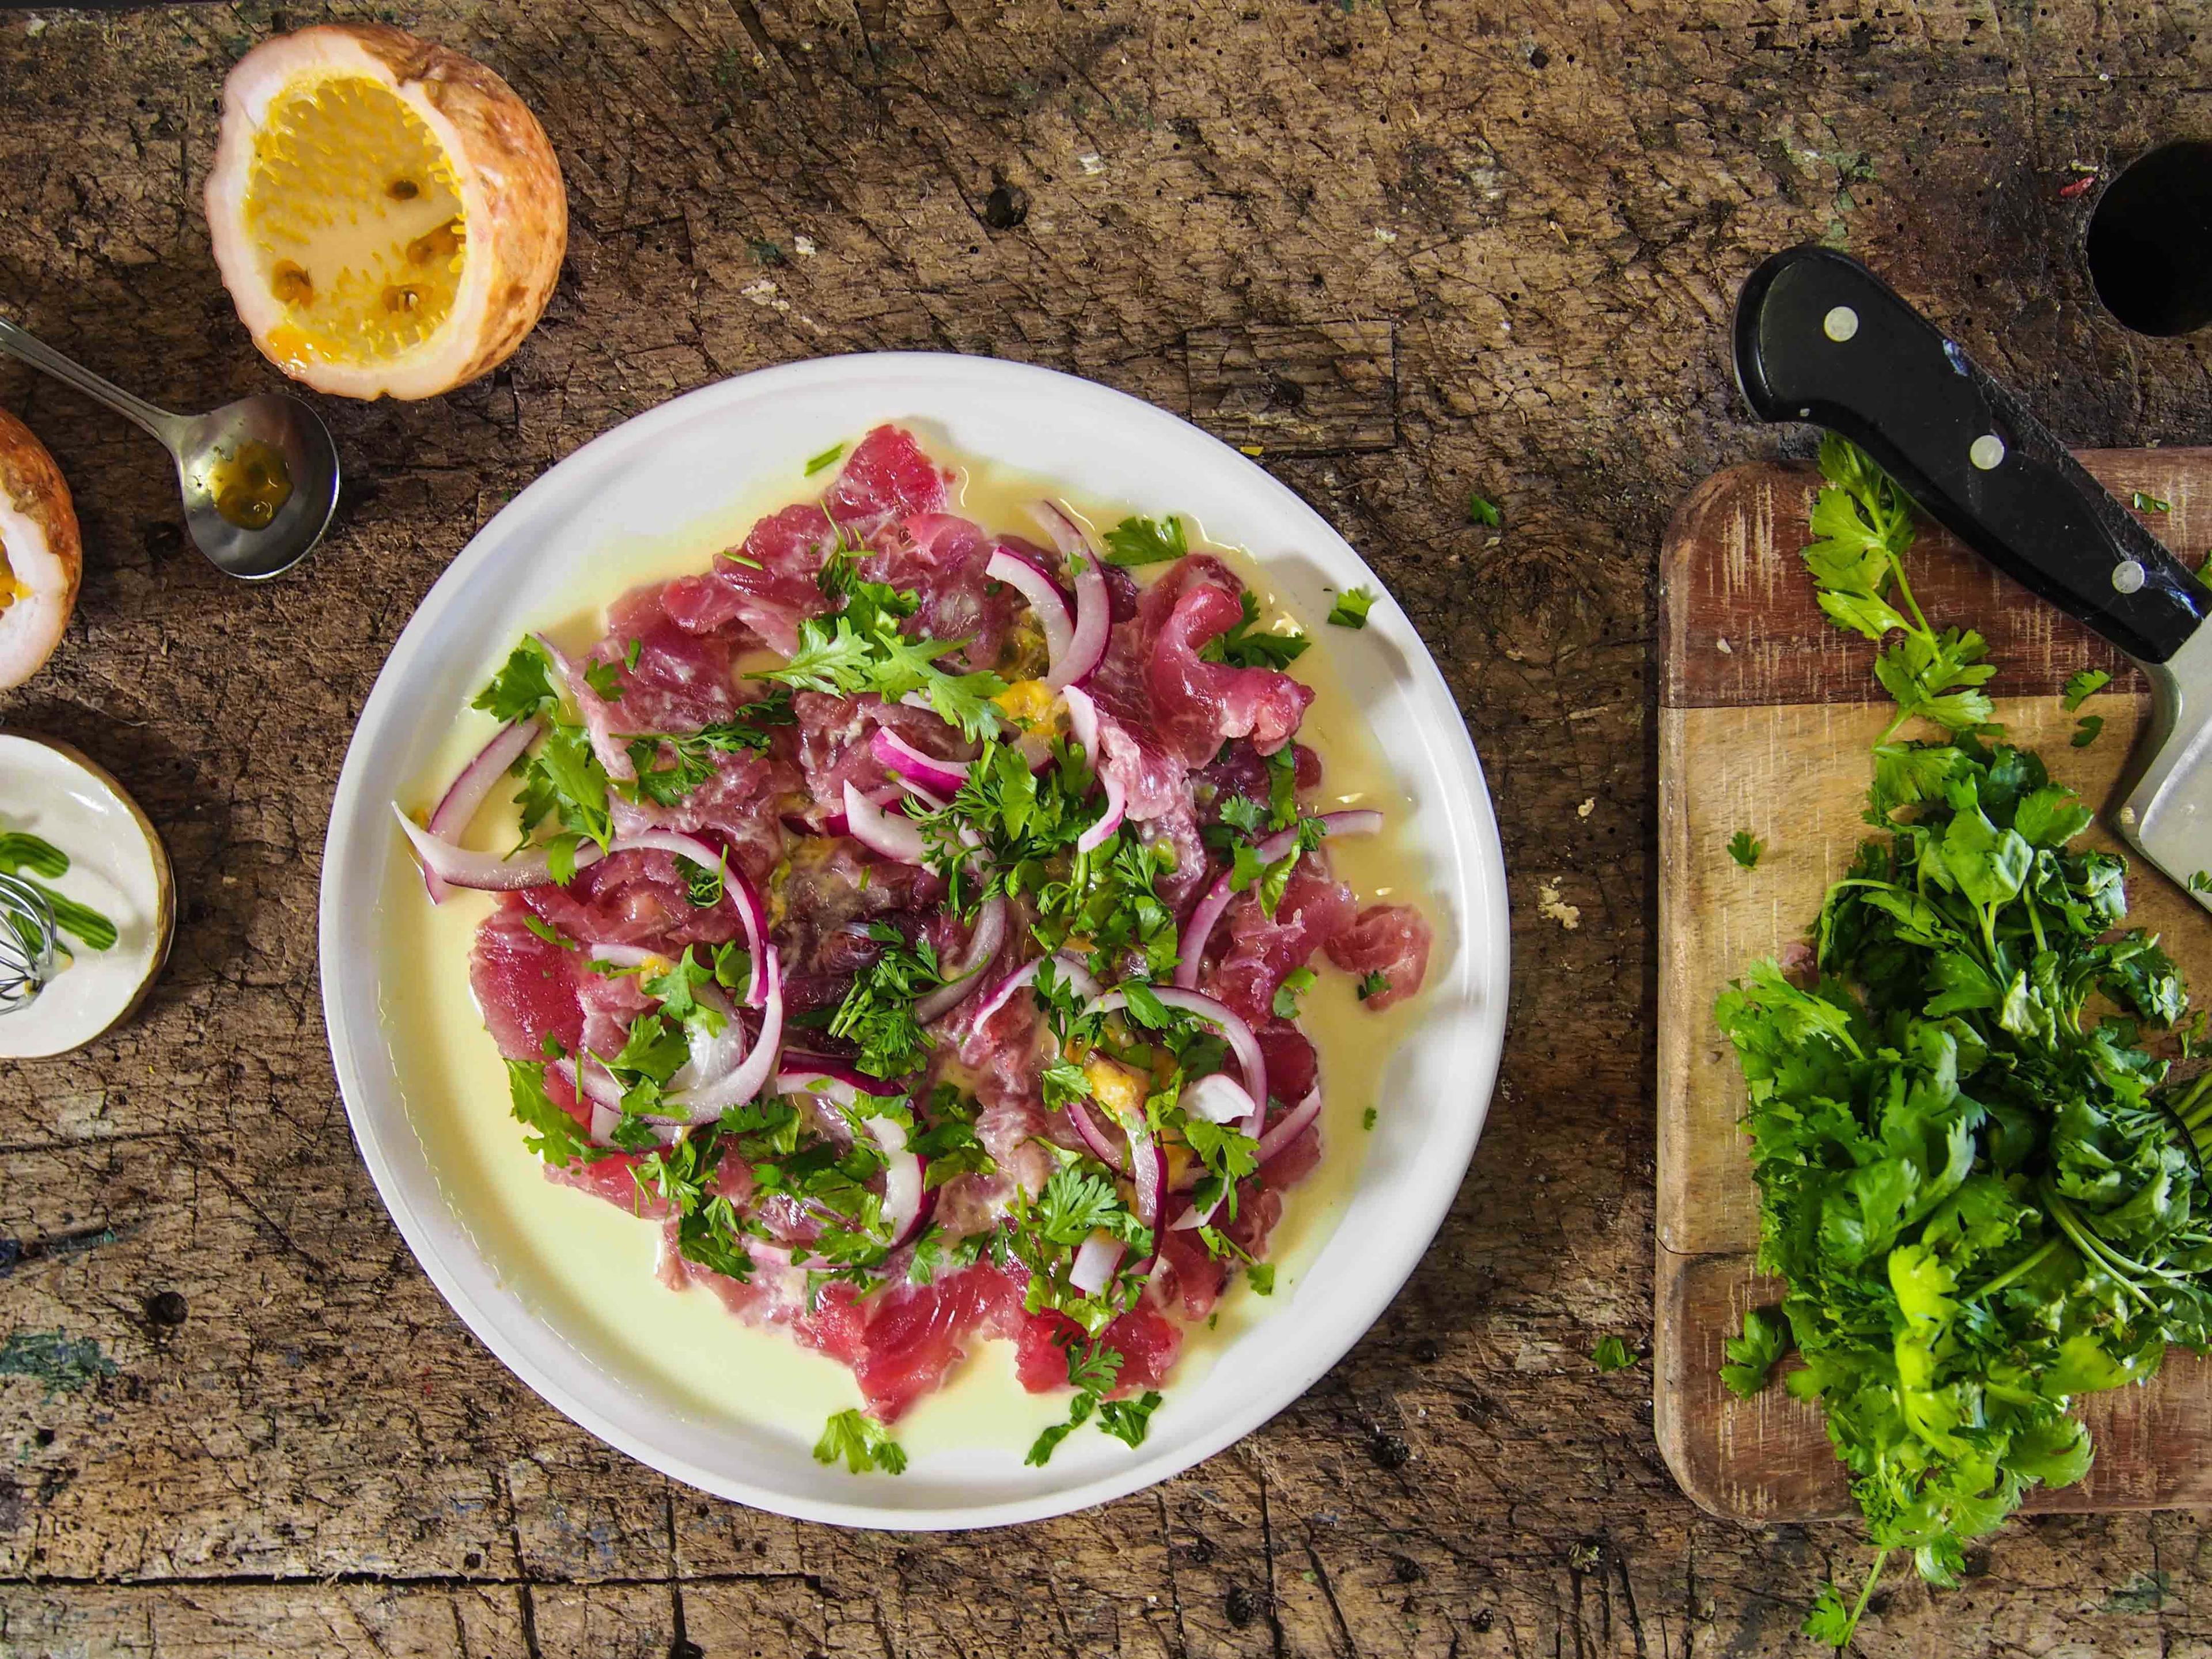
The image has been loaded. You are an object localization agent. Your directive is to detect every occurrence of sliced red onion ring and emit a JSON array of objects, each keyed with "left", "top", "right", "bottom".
[
  {"left": 1060, "top": 686, "right": 1126, "bottom": 853},
  {"left": 580, "top": 942, "right": 661, "bottom": 973},
  {"left": 555, "top": 1055, "right": 625, "bottom": 1113},
  {"left": 422, "top": 717, "right": 540, "bottom": 903},
  {"left": 1173, "top": 809, "right": 1387, "bottom": 990},
  {"left": 969, "top": 952, "right": 1105, "bottom": 1032},
  {"left": 535, "top": 633, "right": 633, "bottom": 780},
  {"left": 722, "top": 859, "right": 771, "bottom": 1007},
  {"left": 671, "top": 983, "right": 747, "bottom": 1093},
  {"left": 1255, "top": 1085, "right": 1324, "bottom": 1165},
  {"left": 870, "top": 726, "right": 970, "bottom": 797},
  {"left": 1066, "top": 1096, "right": 1128, "bottom": 1175},
  {"left": 661, "top": 944, "right": 783, "bottom": 1120},
  {"left": 844, "top": 780, "right": 929, "bottom": 864},
  {"left": 803, "top": 782, "right": 899, "bottom": 840},
  {"left": 1181, "top": 1072, "right": 1256, "bottom": 1127},
  {"left": 1087, "top": 985, "right": 1267, "bottom": 1137},
  {"left": 393, "top": 805, "right": 606, "bottom": 891},
  {"left": 866, "top": 1113, "right": 927, "bottom": 1245},
  {"left": 911, "top": 895, "right": 1008, "bottom": 1024},
  {"left": 1029, "top": 502, "right": 1110, "bottom": 688},
  {"left": 1069, "top": 1231, "right": 1126, "bottom": 1296},
  {"left": 1128, "top": 1112, "right": 1164, "bottom": 1232},
  {"left": 986, "top": 546, "right": 1075, "bottom": 670}
]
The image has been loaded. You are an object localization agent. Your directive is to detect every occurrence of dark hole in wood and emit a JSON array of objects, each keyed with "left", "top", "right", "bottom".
[{"left": 2086, "top": 139, "right": 2212, "bottom": 337}]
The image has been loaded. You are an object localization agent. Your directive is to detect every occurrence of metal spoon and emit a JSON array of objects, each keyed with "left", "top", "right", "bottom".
[{"left": 0, "top": 315, "right": 339, "bottom": 580}]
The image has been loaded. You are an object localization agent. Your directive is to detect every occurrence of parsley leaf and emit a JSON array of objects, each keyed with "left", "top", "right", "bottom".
[
  {"left": 813, "top": 1408, "right": 906, "bottom": 1474},
  {"left": 506, "top": 1060, "right": 601, "bottom": 1168},
  {"left": 1719, "top": 1307, "right": 1788, "bottom": 1397},
  {"left": 1245, "top": 1262, "right": 1276, "bottom": 1296},
  {"left": 1590, "top": 1336, "right": 1637, "bottom": 1373},
  {"left": 1273, "top": 966, "right": 1317, "bottom": 1018},
  {"left": 1200, "top": 590, "right": 1310, "bottom": 669},
  {"left": 1101, "top": 514, "right": 1189, "bottom": 567},
  {"left": 1096, "top": 1390, "right": 1164, "bottom": 1448},
  {"left": 1357, "top": 970, "right": 1390, "bottom": 1002},
  {"left": 2072, "top": 714, "right": 2105, "bottom": 748},
  {"left": 1325, "top": 587, "right": 1376, "bottom": 629},
  {"left": 827, "top": 924, "right": 944, "bottom": 1079},
  {"left": 473, "top": 640, "right": 559, "bottom": 724},
  {"left": 2130, "top": 489, "right": 2170, "bottom": 513},
  {"left": 805, "top": 442, "right": 846, "bottom": 476},
  {"left": 2061, "top": 668, "right": 2111, "bottom": 711},
  {"left": 1468, "top": 491, "right": 1502, "bottom": 528},
  {"left": 582, "top": 658, "right": 624, "bottom": 701},
  {"left": 1727, "top": 830, "right": 1764, "bottom": 870}
]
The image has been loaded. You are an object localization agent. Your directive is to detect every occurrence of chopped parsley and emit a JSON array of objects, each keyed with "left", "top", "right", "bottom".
[
  {"left": 583, "top": 658, "right": 624, "bottom": 701},
  {"left": 2061, "top": 668, "right": 2111, "bottom": 711},
  {"left": 805, "top": 442, "right": 846, "bottom": 476},
  {"left": 1200, "top": 590, "right": 1310, "bottom": 669},
  {"left": 1272, "top": 966, "right": 1317, "bottom": 1018},
  {"left": 1100, "top": 513, "right": 1189, "bottom": 567},
  {"left": 1361, "top": 1105, "right": 1378, "bottom": 1130},
  {"left": 1245, "top": 1262, "right": 1276, "bottom": 1297},
  {"left": 521, "top": 914, "right": 576, "bottom": 950},
  {"left": 2130, "top": 489, "right": 2170, "bottom": 513},
  {"left": 1468, "top": 491, "right": 1502, "bottom": 528},
  {"left": 1325, "top": 586, "right": 1376, "bottom": 629},
  {"left": 1590, "top": 1336, "right": 1637, "bottom": 1373},
  {"left": 624, "top": 689, "right": 796, "bottom": 805},
  {"left": 760, "top": 554, "right": 1005, "bottom": 743},
  {"left": 1726, "top": 830, "right": 1764, "bottom": 870},
  {"left": 2071, "top": 714, "right": 2105, "bottom": 748},
  {"left": 827, "top": 923, "right": 944, "bottom": 1080},
  {"left": 1356, "top": 970, "right": 1390, "bottom": 1002},
  {"left": 814, "top": 1408, "right": 906, "bottom": 1474},
  {"left": 506, "top": 1057, "right": 601, "bottom": 1168},
  {"left": 1025, "top": 1334, "right": 1164, "bottom": 1465},
  {"left": 472, "top": 639, "right": 559, "bottom": 724}
]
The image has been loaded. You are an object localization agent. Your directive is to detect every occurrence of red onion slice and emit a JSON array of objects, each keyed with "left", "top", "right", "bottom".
[
  {"left": 865, "top": 1112, "right": 927, "bottom": 1245},
  {"left": 969, "top": 951, "right": 1106, "bottom": 1032},
  {"left": 1128, "top": 1112, "right": 1164, "bottom": 1232},
  {"left": 1173, "top": 809, "right": 1387, "bottom": 989},
  {"left": 422, "top": 716, "right": 540, "bottom": 903},
  {"left": 1066, "top": 1096, "right": 1129, "bottom": 1175},
  {"left": 985, "top": 546, "right": 1075, "bottom": 671},
  {"left": 1087, "top": 984, "right": 1268, "bottom": 1137},
  {"left": 870, "top": 726, "right": 970, "bottom": 797},
  {"left": 394, "top": 805, "right": 606, "bottom": 891},
  {"left": 661, "top": 943, "right": 783, "bottom": 1120},
  {"left": 580, "top": 942, "right": 661, "bottom": 974},
  {"left": 1029, "top": 502, "right": 1110, "bottom": 688},
  {"left": 1069, "top": 1231, "right": 1126, "bottom": 1296},
  {"left": 1181, "top": 1071, "right": 1256, "bottom": 1126},
  {"left": 671, "top": 983, "right": 747, "bottom": 1093},
  {"left": 535, "top": 633, "right": 634, "bottom": 781},
  {"left": 774, "top": 1055, "right": 890, "bottom": 1099},
  {"left": 843, "top": 780, "right": 929, "bottom": 864},
  {"left": 1078, "top": 770, "right": 1126, "bottom": 854},
  {"left": 911, "top": 895, "right": 1008, "bottom": 1024},
  {"left": 1060, "top": 685, "right": 1125, "bottom": 852},
  {"left": 1255, "top": 1085, "right": 1323, "bottom": 1165},
  {"left": 555, "top": 1055, "right": 626, "bottom": 1113}
]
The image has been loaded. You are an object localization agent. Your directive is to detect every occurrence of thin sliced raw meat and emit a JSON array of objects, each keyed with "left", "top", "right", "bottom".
[
  {"left": 865, "top": 513, "right": 1023, "bottom": 671},
  {"left": 471, "top": 900, "right": 586, "bottom": 1062},
  {"left": 824, "top": 424, "right": 951, "bottom": 541},
  {"left": 791, "top": 691, "right": 972, "bottom": 820},
  {"left": 1324, "top": 903, "right": 1433, "bottom": 1009},
  {"left": 1015, "top": 1304, "right": 1183, "bottom": 1393},
  {"left": 662, "top": 503, "right": 839, "bottom": 654},
  {"left": 1205, "top": 864, "right": 1359, "bottom": 1027},
  {"left": 588, "top": 584, "right": 747, "bottom": 743},
  {"left": 847, "top": 1264, "right": 1027, "bottom": 1422},
  {"left": 1143, "top": 557, "right": 1313, "bottom": 765}
]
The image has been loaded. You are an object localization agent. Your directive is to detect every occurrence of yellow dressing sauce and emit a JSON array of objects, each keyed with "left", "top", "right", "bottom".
[{"left": 379, "top": 443, "right": 1435, "bottom": 1460}]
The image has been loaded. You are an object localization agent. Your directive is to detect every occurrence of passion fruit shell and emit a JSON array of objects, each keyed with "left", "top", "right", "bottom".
[
  {"left": 0, "top": 410, "right": 83, "bottom": 693},
  {"left": 204, "top": 23, "right": 568, "bottom": 401}
]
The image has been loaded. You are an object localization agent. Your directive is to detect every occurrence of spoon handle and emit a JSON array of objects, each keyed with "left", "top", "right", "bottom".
[{"left": 0, "top": 316, "right": 184, "bottom": 446}]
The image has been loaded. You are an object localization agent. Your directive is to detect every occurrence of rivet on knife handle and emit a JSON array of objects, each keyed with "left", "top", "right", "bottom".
[{"left": 1732, "top": 244, "right": 2210, "bottom": 666}]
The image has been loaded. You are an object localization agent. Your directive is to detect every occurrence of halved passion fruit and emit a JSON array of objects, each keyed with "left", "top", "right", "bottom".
[
  {"left": 0, "top": 410, "right": 82, "bottom": 693},
  {"left": 204, "top": 24, "right": 567, "bottom": 401}
]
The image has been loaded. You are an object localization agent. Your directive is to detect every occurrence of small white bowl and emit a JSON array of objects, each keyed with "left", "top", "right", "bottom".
[
  {"left": 0, "top": 732, "right": 174, "bottom": 1059},
  {"left": 319, "top": 353, "right": 1511, "bottom": 1528}
]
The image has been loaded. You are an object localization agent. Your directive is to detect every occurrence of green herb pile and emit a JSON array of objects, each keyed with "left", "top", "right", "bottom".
[{"left": 1714, "top": 437, "right": 2208, "bottom": 1649}]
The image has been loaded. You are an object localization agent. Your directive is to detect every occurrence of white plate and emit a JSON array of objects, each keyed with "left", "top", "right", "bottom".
[
  {"left": 0, "top": 732, "right": 173, "bottom": 1059},
  {"left": 319, "top": 353, "right": 1510, "bottom": 1528}
]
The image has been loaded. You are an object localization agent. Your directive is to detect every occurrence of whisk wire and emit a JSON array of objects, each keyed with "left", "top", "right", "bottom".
[{"left": 0, "top": 870, "right": 58, "bottom": 1010}]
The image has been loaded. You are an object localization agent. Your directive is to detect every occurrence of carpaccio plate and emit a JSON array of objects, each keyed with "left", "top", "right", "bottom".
[{"left": 320, "top": 353, "right": 1509, "bottom": 1528}]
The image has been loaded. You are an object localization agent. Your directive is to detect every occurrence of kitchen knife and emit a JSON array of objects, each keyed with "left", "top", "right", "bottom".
[{"left": 1732, "top": 244, "right": 2212, "bottom": 915}]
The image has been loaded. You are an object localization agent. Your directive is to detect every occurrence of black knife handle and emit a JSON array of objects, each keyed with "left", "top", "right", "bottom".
[{"left": 1733, "top": 245, "right": 2210, "bottom": 665}]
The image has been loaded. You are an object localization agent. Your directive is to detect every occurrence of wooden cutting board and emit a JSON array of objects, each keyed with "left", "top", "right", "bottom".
[{"left": 1654, "top": 448, "right": 2212, "bottom": 1523}]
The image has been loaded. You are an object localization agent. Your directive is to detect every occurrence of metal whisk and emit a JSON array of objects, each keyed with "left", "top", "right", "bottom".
[{"left": 0, "top": 871, "right": 58, "bottom": 1012}]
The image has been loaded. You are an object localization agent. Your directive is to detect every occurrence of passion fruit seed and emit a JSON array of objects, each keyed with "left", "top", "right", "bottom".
[
  {"left": 406, "top": 218, "right": 464, "bottom": 268},
  {"left": 271, "top": 260, "right": 313, "bottom": 305},
  {"left": 204, "top": 440, "right": 294, "bottom": 533},
  {"left": 387, "top": 177, "right": 420, "bottom": 200},
  {"left": 383, "top": 285, "right": 420, "bottom": 314}
]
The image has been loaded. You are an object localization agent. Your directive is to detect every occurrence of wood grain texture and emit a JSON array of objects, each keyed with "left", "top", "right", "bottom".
[
  {"left": 1656, "top": 454, "right": 2212, "bottom": 1526},
  {"left": 6, "top": 1, "right": 2212, "bottom": 1654}
]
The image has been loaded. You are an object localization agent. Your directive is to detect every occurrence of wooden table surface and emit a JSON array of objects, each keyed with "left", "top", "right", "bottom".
[{"left": 3, "top": 4, "right": 2211, "bottom": 1656}]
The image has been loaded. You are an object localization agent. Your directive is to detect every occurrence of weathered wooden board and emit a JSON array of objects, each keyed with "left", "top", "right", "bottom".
[{"left": 1656, "top": 452, "right": 2212, "bottom": 1523}]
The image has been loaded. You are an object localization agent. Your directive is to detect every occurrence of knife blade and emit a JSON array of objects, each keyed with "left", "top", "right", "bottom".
[{"left": 1732, "top": 244, "right": 2212, "bottom": 914}]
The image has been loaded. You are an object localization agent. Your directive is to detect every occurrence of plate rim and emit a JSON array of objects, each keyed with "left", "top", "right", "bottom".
[{"left": 318, "top": 349, "right": 1512, "bottom": 1529}]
